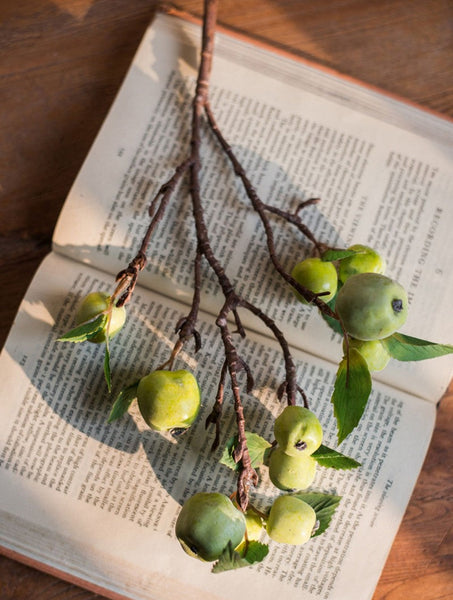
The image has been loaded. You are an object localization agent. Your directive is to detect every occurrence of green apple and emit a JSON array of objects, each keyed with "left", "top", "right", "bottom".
[
  {"left": 343, "top": 337, "right": 390, "bottom": 371},
  {"left": 266, "top": 495, "right": 317, "bottom": 545},
  {"left": 268, "top": 448, "right": 317, "bottom": 491},
  {"left": 75, "top": 291, "right": 126, "bottom": 343},
  {"left": 175, "top": 492, "right": 246, "bottom": 561},
  {"left": 137, "top": 369, "right": 201, "bottom": 433},
  {"left": 234, "top": 504, "right": 264, "bottom": 552},
  {"left": 339, "top": 244, "right": 386, "bottom": 283},
  {"left": 335, "top": 273, "right": 408, "bottom": 340},
  {"left": 242, "top": 507, "right": 264, "bottom": 541},
  {"left": 274, "top": 405, "right": 323, "bottom": 456},
  {"left": 233, "top": 501, "right": 264, "bottom": 542},
  {"left": 291, "top": 257, "right": 338, "bottom": 304}
]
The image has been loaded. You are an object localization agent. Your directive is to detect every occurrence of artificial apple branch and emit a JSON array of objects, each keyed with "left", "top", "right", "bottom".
[{"left": 111, "top": 0, "right": 336, "bottom": 510}]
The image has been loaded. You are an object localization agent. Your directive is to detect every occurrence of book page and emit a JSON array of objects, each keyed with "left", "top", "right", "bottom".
[
  {"left": 0, "top": 252, "right": 436, "bottom": 600},
  {"left": 52, "top": 12, "right": 453, "bottom": 403}
]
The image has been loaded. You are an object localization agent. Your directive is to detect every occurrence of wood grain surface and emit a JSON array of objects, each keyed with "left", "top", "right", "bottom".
[{"left": 1, "top": 1, "right": 452, "bottom": 599}]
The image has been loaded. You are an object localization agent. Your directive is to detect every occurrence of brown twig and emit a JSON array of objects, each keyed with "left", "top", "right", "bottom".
[
  {"left": 114, "top": 157, "right": 192, "bottom": 307},
  {"left": 204, "top": 101, "right": 337, "bottom": 318},
  {"left": 261, "top": 200, "right": 326, "bottom": 256}
]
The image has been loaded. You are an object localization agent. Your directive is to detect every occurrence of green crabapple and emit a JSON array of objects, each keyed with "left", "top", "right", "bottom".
[
  {"left": 274, "top": 405, "right": 323, "bottom": 456},
  {"left": 266, "top": 495, "right": 317, "bottom": 545},
  {"left": 75, "top": 291, "right": 126, "bottom": 343},
  {"left": 234, "top": 503, "right": 265, "bottom": 553},
  {"left": 343, "top": 337, "right": 391, "bottom": 371},
  {"left": 175, "top": 492, "right": 246, "bottom": 561},
  {"left": 268, "top": 447, "right": 317, "bottom": 491},
  {"left": 233, "top": 500, "right": 264, "bottom": 542},
  {"left": 291, "top": 257, "right": 338, "bottom": 304},
  {"left": 335, "top": 273, "right": 408, "bottom": 340},
  {"left": 137, "top": 369, "right": 201, "bottom": 433},
  {"left": 339, "top": 244, "right": 386, "bottom": 283}
]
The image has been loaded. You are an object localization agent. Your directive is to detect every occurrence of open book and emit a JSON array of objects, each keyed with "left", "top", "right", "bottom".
[{"left": 1, "top": 8, "right": 452, "bottom": 600}]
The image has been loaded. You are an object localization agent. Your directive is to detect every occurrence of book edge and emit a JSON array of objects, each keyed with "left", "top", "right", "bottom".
[
  {"left": 0, "top": 544, "right": 132, "bottom": 600},
  {"left": 160, "top": 4, "right": 453, "bottom": 127}
]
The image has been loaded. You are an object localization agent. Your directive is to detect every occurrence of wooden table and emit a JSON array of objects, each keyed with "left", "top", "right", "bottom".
[{"left": 1, "top": 1, "right": 452, "bottom": 598}]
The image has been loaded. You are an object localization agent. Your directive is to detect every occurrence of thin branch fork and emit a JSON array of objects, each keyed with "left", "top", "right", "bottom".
[
  {"left": 114, "top": 157, "right": 192, "bottom": 307},
  {"left": 204, "top": 101, "right": 337, "bottom": 319}
]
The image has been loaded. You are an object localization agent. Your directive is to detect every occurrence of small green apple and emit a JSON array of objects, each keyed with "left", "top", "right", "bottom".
[
  {"left": 268, "top": 447, "right": 317, "bottom": 491},
  {"left": 234, "top": 503, "right": 264, "bottom": 553},
  {"left": 137, "top": 369, "right": 200, "bottom": 433},
  {"left": 291, "top": 257, "right": 338, "bottom": 304},
  {"left": 336, "top": 273, "right": 408, "bottom": 340},
  {"left": 274, "top": 405, "right": 323, "bottom": 456},
  {"left": 343, "top": 337, "right": 390, "bottom": 371},
  {"left": 339, "top": 244, "right": 386, "bottom": 283},
  {"left": 75, "top": 291, "right": 126, "bottom": 343},
  {"left": 175, "top": 492, "right": 246, "bottom": 561},
  {"left": 233, "top": 500, "right": 264, "bottom": 542},
  {"left": 242, "top": 507, "right": 264, "bottom": 541},
  {"left": 266, "top": 495, "right": 317, "bottom": 545}
]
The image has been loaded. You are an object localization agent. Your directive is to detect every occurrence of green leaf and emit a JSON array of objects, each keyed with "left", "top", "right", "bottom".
[
  {"left": 293, "top": 492, "right": 341, "bottom": 537},
  {"left": 211, "top": 541, "right": 269, "bottom": 573},
  {"left": 108, "top": 381, "right": 139, "bottom": 422},
  {"left": 57, "top": 314, "right": 107, "bottom": 343},
  {"left": 104, "top": 343, "right": 112, "bottom": 392},
  {"left": 331, "top": 348, "right": 372, "bottom": 444},
  {"left": 320, "top": 295, "right": 343, "bottom": 336},
  {"left": 220, "top": 432, "right": 271, "bottom": 472},
  {"left": 382, "top": 332, "right": 453, "bottom": 362},
  {"left": 241, "top": 540, "right": 269, "bottom": 564},
  {"left": 321, "top": 249, "right": 358, "bottom": 262},
  {"left": 312, "top": 444, "right": 361, "bottom": 469}
]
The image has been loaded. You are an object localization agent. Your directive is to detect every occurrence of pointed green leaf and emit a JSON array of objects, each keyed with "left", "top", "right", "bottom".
[
  {"left": 102, "top": 306, "right": 117, "bottom": 391},
  {"left": 57, "top": 314, "right": 107, "bottom": 343},
  {"left": 211, "top": 541, "right": 269, "bottom": 573},
  {"left": 241, "top": 540, "right": 269, "bottom": 564},
  {"left": 104, "top": 344, "right": 112, "bottom": 392},
  {"left": 108, "top": 381, "right": 140, "bottom": 422},
  {"left": 211, "top": 542, "right": 246, "bottom": 573},
  {"left": 246, "top": 433, "right": 272, "bottom": 468},
  {"left": 220, "top": 437, "right": 238, "bottom": 471},
  {"left": 312, "top": 444, "right": 361, "bottom": 469},
  {"left": 293, "top": 492, "right": 341, "bottom": 537},
  {"left": 321, "top": 249, "right": 358, "bottom": 262},
  {"left": 220, "top": 432, "right": 271, "bottom": 472},
  {"left": 382, "top": 332, "right": 453, "bottom": 361},
  {"left": 332, "top": 348, "right": 372, "bottom": 444}
]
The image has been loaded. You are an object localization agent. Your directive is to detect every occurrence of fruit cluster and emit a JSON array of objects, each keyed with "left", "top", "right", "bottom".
[
  {"left": 60, "top": 292, "right": 201, "bottom": 433},
  {"left": 59, "top": 239, "right": 452, "bottom": 573},
  {"left": 291, "top": 244, "right": 408, "bottom": 371},
  {"left": 266, "top": 406, "right": 323, "bottom": 545},
  {"left": 268, "top": 405, "right": 322, "bottom": 492},
  {"left": 175, "top": 406, "right": 325, "bottom": 565},
  {"left": 175, "top": 487, "right": 319, "bottom": 566}
]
